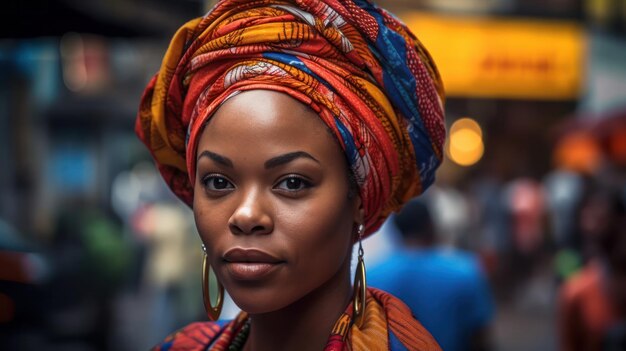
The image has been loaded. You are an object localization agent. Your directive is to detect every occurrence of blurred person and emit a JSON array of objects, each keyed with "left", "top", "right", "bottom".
[
  {"left": 0, "top": 220, "right": 47, "bottom": 349},
  {"left": 428, "top": 185, "right": 471, "bottom": 248},
  {"left": 505, "top": 178, "right": 546, "bottom": 256},
  {"left": 135, "top": 202, "right": 204, "bottom": 342},
  {"left": 500, "top": 177, "right": 552, "bottom": 308},
  {"left": 44, "top": 201, "right": 131, "bottom": 351},
  {"left": 369, "top": 199, "right": 495, "bottom": 351},
  {"left": 135, "top": 0, "right": 448, "bottom": 349},
  {"left": 468, "top": 172, "right": 510, "bottom": 281},
  {"left": 544, "top": 169, "right": 586, "bottom": 283},
  {"left": 543, "top": 169, "right": 585, "bottom": 251},
  {"left": 558, "top": 186, "right": 626, "bottom": 351}
]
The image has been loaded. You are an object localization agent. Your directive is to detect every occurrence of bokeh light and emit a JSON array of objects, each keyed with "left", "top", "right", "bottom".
[
  {"left": 553, "top": 131, "right": 602, "bottom": 174},
  {"left": 447, "top": 117, "right": 484, "bottom": 166}
]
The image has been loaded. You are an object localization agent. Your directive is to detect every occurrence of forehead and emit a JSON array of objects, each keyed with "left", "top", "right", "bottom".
[{"left": 197, "top": 90, "right": 343, "bottom": 163}]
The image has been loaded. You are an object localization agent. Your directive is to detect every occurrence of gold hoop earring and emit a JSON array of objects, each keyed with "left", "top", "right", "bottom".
[
  {"left": 202, "top": 244, "right": 224, "bottom": 321},
  {"left": 352, "top": 224, "right": 366, "bottom": 329}
]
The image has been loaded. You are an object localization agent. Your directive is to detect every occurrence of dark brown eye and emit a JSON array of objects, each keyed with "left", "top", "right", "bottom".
[
  {"left": 275, "top": 176, "right": 311, "bottom": 192},
  {"left": 202, "top": 175, "right": 234, "bottom": 191}
]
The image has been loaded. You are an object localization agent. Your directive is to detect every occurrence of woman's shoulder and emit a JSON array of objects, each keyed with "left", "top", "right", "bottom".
[{"left": 151, "top": 320, "right": 230, "bottom": 351}]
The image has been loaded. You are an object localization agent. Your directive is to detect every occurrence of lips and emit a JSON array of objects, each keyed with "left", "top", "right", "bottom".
[
  {"left": 223, "top": 248, "right": 283, "bottom": 263},
  {"left": 222, "top": 248, "right": 284, "bottom": 281}
]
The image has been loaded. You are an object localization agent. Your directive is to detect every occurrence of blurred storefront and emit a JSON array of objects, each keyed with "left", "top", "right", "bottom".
[{"left": 400, "top": 11, "right": 586, "bottom": 185}]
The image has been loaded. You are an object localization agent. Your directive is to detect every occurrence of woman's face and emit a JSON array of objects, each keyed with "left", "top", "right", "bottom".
[{"left": 193, "top": 90, "right": 361, "bottom": 314}]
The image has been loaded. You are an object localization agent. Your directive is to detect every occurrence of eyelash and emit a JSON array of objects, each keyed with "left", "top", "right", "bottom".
[
  {"left": 201, "top": 174, "right": 235, "bottom": 193},
  {"left": 274, "top": 175, "right": 313, "bottom": 194},
  {"left": 199, "top": 174, "right": 313, "bottom": 196}
]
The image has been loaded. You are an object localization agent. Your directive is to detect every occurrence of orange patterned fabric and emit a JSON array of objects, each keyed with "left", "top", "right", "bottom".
[
  {"left": 136, "top": 0, "right": 445, "bottom": 236},
  {"left": 152, "top": 288, "right": 441, "bottom": 350}
]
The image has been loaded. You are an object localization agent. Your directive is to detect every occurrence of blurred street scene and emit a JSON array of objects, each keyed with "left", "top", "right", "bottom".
[{"left": 1, "top": 0, "right": 626, "bottom": 350}]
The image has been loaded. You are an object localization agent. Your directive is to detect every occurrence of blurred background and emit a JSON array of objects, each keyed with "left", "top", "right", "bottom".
[{"left": 1, "top": 0, "right": 625, "bottom": 350}]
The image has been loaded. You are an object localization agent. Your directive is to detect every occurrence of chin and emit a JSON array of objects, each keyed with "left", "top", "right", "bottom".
[{"left": 227, "top": 285, "right": 293, "bottom": 315}]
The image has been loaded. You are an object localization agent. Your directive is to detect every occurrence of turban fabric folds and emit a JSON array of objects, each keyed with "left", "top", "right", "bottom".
[{"left": 136, "top": 0, "right": 445, "bottom": 236}]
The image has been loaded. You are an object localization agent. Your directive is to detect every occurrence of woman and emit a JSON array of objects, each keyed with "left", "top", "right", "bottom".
[
  {"left": 136, "top": 0, "right": 446, "bottom": 350},
  {"left": 559, "top": 188, "right": 626, "bottom": 351}
]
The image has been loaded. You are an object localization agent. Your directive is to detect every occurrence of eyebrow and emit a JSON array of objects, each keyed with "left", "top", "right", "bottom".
[
  {"left": 197, "top": 150, "right": 233, "bottom": 168},
  {"left": 264, "top": 151, "right": 320, "bottom": 169},
  {"left": 196, "top": 150, "right": 320, "bottom": 169}
]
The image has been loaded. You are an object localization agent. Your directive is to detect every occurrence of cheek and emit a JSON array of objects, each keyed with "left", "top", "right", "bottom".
[
  {"left": 278, "top": 164, "right": 355, "bottom": 260},
  {"left": 193, "top": 197, "right": 227, "bottom": 252},
  {"left": 193, "top": 204, "right": 211, "bottom": 244},
  {"left": 280, "top": 191, "right": 354, "bottom": 269}
]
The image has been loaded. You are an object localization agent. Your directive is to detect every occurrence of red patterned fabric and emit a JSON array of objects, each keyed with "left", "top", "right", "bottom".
[
  {"left": 136, "top": 0, "right": 445, "bottom": 236},
  {"left": 152, "top": 288, "right": 441, "bottom": 351}
]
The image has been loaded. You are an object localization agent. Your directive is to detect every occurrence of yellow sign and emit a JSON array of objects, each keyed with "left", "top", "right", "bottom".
[{"left": 402, "top": 12, "right": 586, "bottom": 100}]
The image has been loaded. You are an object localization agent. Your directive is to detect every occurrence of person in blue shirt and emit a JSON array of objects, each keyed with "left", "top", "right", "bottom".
[{"left": 369, "top": 199, "right": 494, "bottom": 351}]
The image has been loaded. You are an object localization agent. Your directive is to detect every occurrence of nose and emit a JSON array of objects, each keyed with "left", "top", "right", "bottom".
[{"left": 228, "top": 186, "right": 274, "bottom": 235}]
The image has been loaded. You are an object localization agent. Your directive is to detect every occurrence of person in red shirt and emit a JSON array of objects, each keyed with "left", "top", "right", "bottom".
[{"left": 559, "top": 187, "right": 626, "bottom": 351}]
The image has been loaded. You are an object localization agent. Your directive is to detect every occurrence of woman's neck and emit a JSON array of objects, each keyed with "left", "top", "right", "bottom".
[{"left": 242, "top": 263, "right": 352, "bottom": 351}]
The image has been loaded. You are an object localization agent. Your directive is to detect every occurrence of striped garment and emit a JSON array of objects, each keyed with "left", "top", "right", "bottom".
[{"left": 152, "top": 288, "right": 441, "bottom": 351}]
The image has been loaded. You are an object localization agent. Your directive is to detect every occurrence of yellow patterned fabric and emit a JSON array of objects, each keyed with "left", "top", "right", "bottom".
[
  {"left": 349, "top": 292, "right": 390, "bottom": 350},
  {"left": 152, "top": 288, "right": 441, "bottom": 350}
]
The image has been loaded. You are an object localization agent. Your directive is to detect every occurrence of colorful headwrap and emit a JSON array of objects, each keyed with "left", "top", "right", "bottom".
[{"left": 136, "top": 0, "right": 445, "bottom": 236}]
